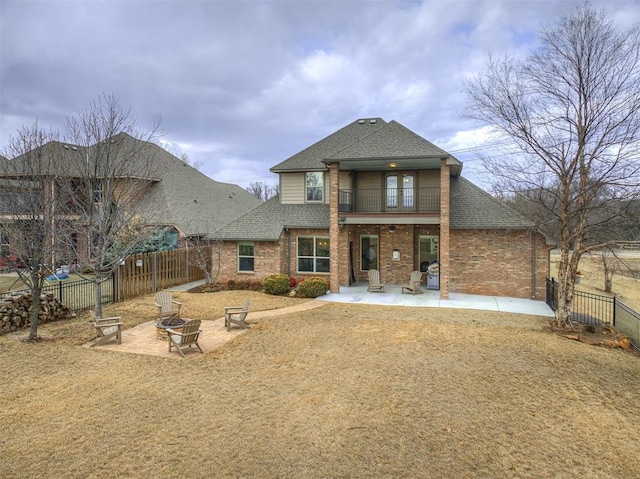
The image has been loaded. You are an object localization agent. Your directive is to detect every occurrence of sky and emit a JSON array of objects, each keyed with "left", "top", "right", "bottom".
[{"left": 1, "top": 0, "right": 639, "bottom": 191}]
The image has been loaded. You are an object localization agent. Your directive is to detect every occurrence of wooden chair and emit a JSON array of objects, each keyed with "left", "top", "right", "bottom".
[
  {"left": 224, "top": 298, "right": 251, "bottom": 331},
  {"left": 167, "top": 319, "right": 203, "bottom": 358},
  {"left": 156, "top": 291, "right": 182, "bottom": 321},
  {"left": 402, "top": 271, "right": 424, "bottom": 295},
  {"left": 89, "top": 311, "right": 123, "bottom": 347},
  {"left": 367, "top": 269, "right": 385, "bottom": 292}
]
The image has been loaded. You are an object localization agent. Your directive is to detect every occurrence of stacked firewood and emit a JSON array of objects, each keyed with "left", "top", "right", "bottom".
[{"left": 0, "top": 292, "right": 76, "bottom": 334}]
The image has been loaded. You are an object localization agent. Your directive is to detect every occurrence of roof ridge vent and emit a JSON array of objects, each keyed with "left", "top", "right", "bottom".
[
  {"left": 369, "top": 119, "right": 377, "bottom": 124},
  {"left": 358, "top": 119, "right": 365, "bottom": 124}
]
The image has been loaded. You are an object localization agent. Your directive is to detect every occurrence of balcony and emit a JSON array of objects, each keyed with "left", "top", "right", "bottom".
[{"left": 338, "top": 187, "right": 440, "bottom": 214}]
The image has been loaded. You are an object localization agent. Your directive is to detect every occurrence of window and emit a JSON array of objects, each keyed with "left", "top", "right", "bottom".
[
  {"left": 306, "top": 172, "right": 324, "bottom": 202},
  {"left": 92, "top": 179, "right": 103, "bottom": 203},
  {"left": 0, "top": 227, "right": 9, "bottom": 256},
  {"left": 238, "top": 242, "right": 255, "bottom": 272},
  {"left": 297, "top": 236, "right": 330, "bottom": 273},
  {"left": 361, "top": 235, "right": 379, "bottom": 271},
  {"left": 386, "top": 175, "right": 397, "bottom": 208}
]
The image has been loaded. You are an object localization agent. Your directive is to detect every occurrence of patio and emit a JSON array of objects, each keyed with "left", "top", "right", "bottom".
[
  {"left": 88, "top": 283, "right": 553, "bottom": 359},
  {"left": 316, "top": 283, "right": 554, "bottom": 317}
]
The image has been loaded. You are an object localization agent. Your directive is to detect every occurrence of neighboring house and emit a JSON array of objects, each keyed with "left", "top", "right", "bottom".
[
  {"left": 0, "top": 132, "right": 261, "bottom": 263},
  {"left": 211, "top": 118, "right": 551, "bottom": 300}
]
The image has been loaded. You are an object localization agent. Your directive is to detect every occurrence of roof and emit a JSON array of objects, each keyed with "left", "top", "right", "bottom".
[
  {"left": 134, "top": 145, "right": 262, "bottom": 236},
  {"left": 208, "top": 197, "right": 330, "bottom": 241},
  {"left": 270, "top": 118, "right": 388, "bottom": 172},
  {"left": 328, "top": 120, "right": 452, "bottom": 161},
  {"left": 450, "top": 177, "right": 535, "bottom": 229},
  {"left": 2, "top": 132, "right": 261, "bottom": 236},
  {"left": 270, "top": 118, "right": 461, "bottom": 175}
]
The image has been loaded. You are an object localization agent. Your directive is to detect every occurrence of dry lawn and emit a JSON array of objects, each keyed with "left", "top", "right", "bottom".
[{"left": 1, "top": 290, "right": 640, "bottom": 479}]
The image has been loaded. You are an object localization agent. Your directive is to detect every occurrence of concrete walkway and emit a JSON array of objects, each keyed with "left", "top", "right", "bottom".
[{"left": 90, "top": 282, "right": 552, "bottom": 359}]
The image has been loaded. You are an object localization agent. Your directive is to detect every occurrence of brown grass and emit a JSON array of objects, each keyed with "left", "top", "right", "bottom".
[{"left": 1, "top": 290, "right": 640, "bottom": 478}]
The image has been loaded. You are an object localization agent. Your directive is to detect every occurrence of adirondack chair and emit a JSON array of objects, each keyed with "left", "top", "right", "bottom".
[
  {"left": 367, "top": 269, "right": 385, "bottom": 292},
  {"left": 89, "top": 311, "right": 123, "bottom": 347},
  {"left": 167, "top": 319, "right": 203, "bottom": 358},
  {"left": 156, "top": 291, "right": 182, "bottom": 321},
  {"left": 224, "top": 298, "right": 251, "bottom": 331},
  {"left": 402, "top": 270, "right": 424, "bottom": 295}
]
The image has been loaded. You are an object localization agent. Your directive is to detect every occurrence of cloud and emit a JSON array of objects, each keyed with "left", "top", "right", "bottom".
[{"left": 1, "top": 0, "right": 638, "bottom": 189}]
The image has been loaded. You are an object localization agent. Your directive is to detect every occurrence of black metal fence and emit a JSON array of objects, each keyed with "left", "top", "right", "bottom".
[
  {"left": 0, "top": 276, "right": 114, "bottom": 312},
  {"left": 546, "top": 277, "right": 640, "bottom": 348}
]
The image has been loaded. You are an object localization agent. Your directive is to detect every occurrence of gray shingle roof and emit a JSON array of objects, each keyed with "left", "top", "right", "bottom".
[
  {"left": 450, "top": 177, "right": 535, "bottom": 229},
  {"left": 270, "top": 118, "right": 388, "bottom": 172},
  {"left": 208, "top": 197, "right": 330, "bottom": 241},
  {"left": 329, "top": 120, "right": 452, "bottom": 160},
  {"left": 136, "top": 145, "right": 262, "bottom": 236},
  {"left": 3, "top": 132, "right": 261, "bottom": 237}
]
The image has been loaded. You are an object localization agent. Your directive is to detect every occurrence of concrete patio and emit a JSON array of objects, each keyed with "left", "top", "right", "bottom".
[{"left": 316, "top": 283, "right": 554, "bottom": 318}]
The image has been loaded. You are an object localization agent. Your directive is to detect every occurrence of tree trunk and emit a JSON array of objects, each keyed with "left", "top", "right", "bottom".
[
  {"left": 94, "top": 277, "right": 104, "bottom": 318},
  {"left": 28, "top": 271, "right": 42, "bottom": 341}
]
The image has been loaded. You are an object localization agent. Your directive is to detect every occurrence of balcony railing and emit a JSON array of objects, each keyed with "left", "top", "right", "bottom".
[{"left": 338, "top": 187, "right": 440, "bottom": 214}]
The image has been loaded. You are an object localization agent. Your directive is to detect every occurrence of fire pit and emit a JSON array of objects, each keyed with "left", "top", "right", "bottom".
[{"left": 155, "top": 317, "right": 187, "bottom": 340}]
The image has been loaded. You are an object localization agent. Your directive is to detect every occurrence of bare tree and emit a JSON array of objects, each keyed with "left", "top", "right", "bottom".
[
  {"left": 185, "top": 235, "right": 213, "bottom": 284},
  {"left": 0, "top": 122, "right": 60, "bottom": 340},
  {"left": 465, "top": 5, "right": 640, "bottom": 328},
  {"left": 246, "top": 181, "right": 278, "bottom": 201},
  {"left": 57, "top": 94, "right": 164, "bottom": 317}
]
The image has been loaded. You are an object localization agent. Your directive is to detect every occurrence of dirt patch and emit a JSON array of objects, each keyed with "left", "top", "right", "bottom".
[{"left": 1, "top": 293, "right": 639, "bottom": 478}]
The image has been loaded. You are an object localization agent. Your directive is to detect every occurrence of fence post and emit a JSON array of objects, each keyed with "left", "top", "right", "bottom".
[
  {"left": 152, "top": 252, "right": 157, "bottom": 292},
  {"left": 58, "top": 280, "right": 63, "bottom": 303},
  {"left": 613, "top": 296, "right": 616, "bottom": 327},
  {"left": 186, "top": 248, "right": 189, "bottom": 283}
]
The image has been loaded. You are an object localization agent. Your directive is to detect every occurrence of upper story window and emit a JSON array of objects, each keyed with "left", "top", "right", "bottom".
[
  {"left": 92, "top": 179, "right": 103, "bottom": 203},
  {"left": 306, "top": 172, "right": 324, "bottom": 202}
]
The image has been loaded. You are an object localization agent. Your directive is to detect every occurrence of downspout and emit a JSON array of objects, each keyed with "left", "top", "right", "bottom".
[{"left": 286, "top": 228, "right": 291, "bottom": 277}]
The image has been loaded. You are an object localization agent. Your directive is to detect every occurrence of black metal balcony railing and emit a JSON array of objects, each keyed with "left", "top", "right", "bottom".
[{"left": 338, "top": 187, "right": 440, "bottom": 214}]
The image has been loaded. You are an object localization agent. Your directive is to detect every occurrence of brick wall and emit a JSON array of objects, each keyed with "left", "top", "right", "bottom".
[
  {"left": 215, "top": 238, "right": 285, "bottom": 284},
  {"left": 449, "top": 229, "right": 549, "bottom": 299}
]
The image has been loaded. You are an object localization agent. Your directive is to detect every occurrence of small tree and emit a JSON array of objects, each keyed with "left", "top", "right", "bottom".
[
  {"left": 57, "top": 94, "right": 164, "bottom": 317},
  {"left": 0, "top": 122, "right": 60, "bottom": 340},
  {"left": 465, "top": 4, "right": 640, "bottom": 328}
]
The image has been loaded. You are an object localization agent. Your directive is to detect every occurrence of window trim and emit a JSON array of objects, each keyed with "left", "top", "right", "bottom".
[
  {"left": 305, "top": 172, "right": 324, "bottom": 203},
  {"left": 360, "top": 234, "right": 379, "bottom": 271},
  {"left": 296, "top": 235, "right": 330, "bottom": 274},
  {"left": 237, "top": 241, "right": 255, "bottom": 272}
]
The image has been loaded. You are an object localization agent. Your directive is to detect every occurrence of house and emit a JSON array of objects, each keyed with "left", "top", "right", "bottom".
[
  {"left": 211, "top": 118, "right": 551, "bottom": 300},
  {"left": 0, "top": 133, "right": 261, "bottom": 263}
]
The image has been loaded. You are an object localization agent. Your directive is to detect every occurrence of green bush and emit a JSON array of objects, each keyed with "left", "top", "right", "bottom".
[
  {"left": 263, "top": 273, "right": 291, "bottom": 295},
  {"left": 298, "top": 277, "right": 329, "bottom": 298}
]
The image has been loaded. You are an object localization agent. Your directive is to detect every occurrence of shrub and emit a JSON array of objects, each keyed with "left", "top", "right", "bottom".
[
  {"left": 263, "top": 273, "right": 291, "bottom": 295},
  {"left": 289, "top": 276, "right": 297, "bottom": 288},
  {"left": 298, "top": 277, "right": 329, "bottom": 298}
]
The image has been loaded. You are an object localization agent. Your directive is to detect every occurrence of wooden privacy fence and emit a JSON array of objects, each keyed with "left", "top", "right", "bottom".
[{"left": 115, "top": 247, "right": 211, "bottom": 301}]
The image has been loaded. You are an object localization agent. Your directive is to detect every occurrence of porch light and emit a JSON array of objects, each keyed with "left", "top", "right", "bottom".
[
  {"left": 389, "top": 225, "right": 396, "bottom": 233},
  {"left": 388, "top": 162, "right": 397, "bottom": 168}
]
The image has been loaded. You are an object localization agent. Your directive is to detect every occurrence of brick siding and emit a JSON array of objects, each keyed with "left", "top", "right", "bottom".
[{"left": 449, "top": 229, "right": 549, "bottom": 299}]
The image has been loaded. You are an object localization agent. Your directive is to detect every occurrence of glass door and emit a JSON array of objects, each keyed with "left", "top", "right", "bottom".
[{"left": 386, "top": 173, "right": 414, "bottom": 211}]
